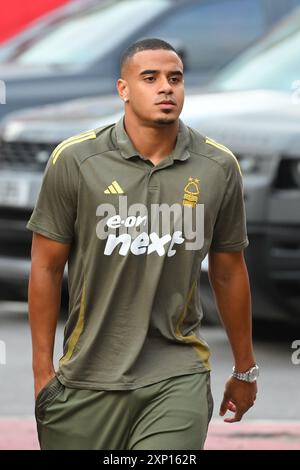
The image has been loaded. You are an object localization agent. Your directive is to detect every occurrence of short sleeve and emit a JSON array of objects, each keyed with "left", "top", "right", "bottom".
[
  {"left": 26, "top": 147, "right": 78, "bottom": 243},
  {"left": 210, "top": 160, "right": 249, "bottom": 252}
]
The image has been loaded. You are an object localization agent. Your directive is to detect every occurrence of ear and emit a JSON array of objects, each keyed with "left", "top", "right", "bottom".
[{"left": 116, "top": 78, "right": 129, "bottom": 103}]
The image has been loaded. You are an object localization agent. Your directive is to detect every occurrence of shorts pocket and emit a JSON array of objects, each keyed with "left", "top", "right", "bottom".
[
  {"left": 35, "top": 376, "right": 64, "bottom": 422},
  {"left": 206, "top": 373, "right": 214, "bottom": 423}
]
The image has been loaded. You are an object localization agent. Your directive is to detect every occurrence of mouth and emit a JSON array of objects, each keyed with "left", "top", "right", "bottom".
[{"left": 157, "top": 100, "right": 176, "bottom": 107}]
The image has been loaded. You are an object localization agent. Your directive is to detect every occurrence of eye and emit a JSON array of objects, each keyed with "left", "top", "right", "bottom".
[
  {"left": 144, "top": 76, "right": 155, "bottom": 82},
  {"left": 169, "top": 76, "right": 181, "bottom": 83}
]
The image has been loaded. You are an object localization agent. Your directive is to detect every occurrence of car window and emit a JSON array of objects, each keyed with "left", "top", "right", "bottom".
[
  {"left": 145, "top": 0, "right": 264, "bottom": 73},
  {"left": 267, "top": 0, "right": 300, "bottom": 24},
  {"left": 9, "top": 0, "right": 170, "bottom": 66},
  {"left": 210, "top": 27, "right": 300, "bottom": 92}
]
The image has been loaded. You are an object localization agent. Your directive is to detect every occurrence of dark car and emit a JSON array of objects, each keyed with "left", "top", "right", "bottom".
[{"left": 1, "top": 0, "right": 300, "bottom": 120}]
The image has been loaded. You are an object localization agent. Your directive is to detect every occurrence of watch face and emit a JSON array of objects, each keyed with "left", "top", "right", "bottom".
[{"left": 249, "top": 366, "right": 259, "bottom": 382}]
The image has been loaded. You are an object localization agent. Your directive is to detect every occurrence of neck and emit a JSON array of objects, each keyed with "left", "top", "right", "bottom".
[{"left": 123, "top": 113, "right": 179, "bottom": 165}]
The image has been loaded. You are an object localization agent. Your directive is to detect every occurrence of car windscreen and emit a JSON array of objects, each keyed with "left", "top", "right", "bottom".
[
  {"left": 8, "top": 0, "right": 170, "bottom": 66},
  {"left": 210, "top": 11, "right": 300, "bottom": 92}
]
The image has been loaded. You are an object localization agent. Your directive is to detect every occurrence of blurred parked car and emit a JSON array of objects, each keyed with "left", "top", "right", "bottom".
[
  {"left": 1, "top": 0, "right": 299, "bottom": 120},
  {"left": 0, "top": 0, "right": 99, "bottom": 62},
  {"left": 0, "top": 0, "right": 74, "bottom": 44},
  {"left": 0, "top": 5, "right": 300, "bottom": 324}
]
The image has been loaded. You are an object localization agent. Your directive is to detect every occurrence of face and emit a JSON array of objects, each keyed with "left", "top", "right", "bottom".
[{"left": 117, "top": 49, "right": 184, "bottom": 126}]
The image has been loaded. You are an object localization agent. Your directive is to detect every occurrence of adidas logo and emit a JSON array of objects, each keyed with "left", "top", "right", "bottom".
[{"left": 104, "top": 180, "right": 124, "bottom": 194}]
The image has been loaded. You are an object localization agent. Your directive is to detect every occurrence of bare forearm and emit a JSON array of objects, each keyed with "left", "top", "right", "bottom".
[
  {"left": 209, "top": 264, "right": 255, "bottom": 371},
  {"left": 28, "top": 266, "right": 63, "bottom": 376}
]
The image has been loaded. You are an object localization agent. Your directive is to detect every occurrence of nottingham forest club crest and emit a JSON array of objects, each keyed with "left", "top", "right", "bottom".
[{"left": 182, "top": 177, "right": 200, "bottom": 208}]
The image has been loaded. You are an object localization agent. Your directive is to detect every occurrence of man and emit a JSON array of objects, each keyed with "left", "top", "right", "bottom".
[{"left": 27, "top": 38, "right": 258, "bottom": 450}]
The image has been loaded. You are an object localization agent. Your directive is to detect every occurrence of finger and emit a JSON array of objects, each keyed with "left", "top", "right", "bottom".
[
  {"left": 228, "top": 401, "right": 236, "bottom": 412},
  {"left": 219, "top": 396, "right": 230, "bottom": 416}
]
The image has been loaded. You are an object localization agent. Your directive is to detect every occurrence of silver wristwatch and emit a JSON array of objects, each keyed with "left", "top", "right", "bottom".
[{"left": 232, "top": 364, "right": 259, "bottom": 383}]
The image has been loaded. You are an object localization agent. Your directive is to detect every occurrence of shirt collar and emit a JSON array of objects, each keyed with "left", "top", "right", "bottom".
[{"left": 115, "top": 116, "right": 190, "bottom": 162}]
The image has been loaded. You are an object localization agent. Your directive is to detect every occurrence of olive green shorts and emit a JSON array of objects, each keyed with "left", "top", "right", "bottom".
[{"left": 35, "top": 372, "right": 213, "bottom": 450}]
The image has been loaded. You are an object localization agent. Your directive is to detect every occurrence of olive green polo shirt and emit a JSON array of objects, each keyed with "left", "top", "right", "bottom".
[{"left": 27, "top": 116, "right": 248, "bottom": 390}]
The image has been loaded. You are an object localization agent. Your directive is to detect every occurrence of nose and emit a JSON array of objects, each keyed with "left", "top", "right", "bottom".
[{"left": 158, "top": 76, "right": 173, "bottom": 95}]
